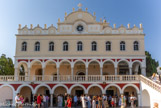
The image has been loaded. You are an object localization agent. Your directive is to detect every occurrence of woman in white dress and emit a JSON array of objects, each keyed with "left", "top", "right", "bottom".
[
  {"left": 81, "top": 95, "right": 87, "bottom": 108},
  {"left": 92, "top": 96, "right": 96, "bottom": 108},
  {"left": 87, "top": 95, "right": 91, "bottom": 108}
]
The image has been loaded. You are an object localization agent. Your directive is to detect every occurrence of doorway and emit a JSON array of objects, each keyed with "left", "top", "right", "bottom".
[
  {"left": 106, "top": 90, "right": 114, "bottom": 96},
  {"left": 75, "top": 90, "right": 84, "bottom": 97}
]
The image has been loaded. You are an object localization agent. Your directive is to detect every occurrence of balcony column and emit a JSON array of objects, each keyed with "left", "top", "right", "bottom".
[
  {"left": 100, "top": 67, "right": 103, "bottom": 81},
  {"left": 57, "top": 68, "right": 59, "bottom": 81},
  {"left": 42, "top": 68, "right": 45, "bottom": 81},
  {"left": 141, "top": 67, "right": 146, "bottom": 76},
  {"left": 71, "top": 67, "right": 74, "bottom": 80},
  {"left": 28, "top": 68, "right": 30, "bottom": 81},
  {"left": 50, "top": 94, "right": 53, "bottom": 107},
  {"left": 14, "top": 68, "right": 18, "bottom": 81},
  {"left": 129, "top": 67, "right": 132, "bottom": 75},
  {"left": 86, "top": 68, "right": 88, "bottom": 81},
  {"left": 115, "top": 67, "right": 117, "bottom": 75}
]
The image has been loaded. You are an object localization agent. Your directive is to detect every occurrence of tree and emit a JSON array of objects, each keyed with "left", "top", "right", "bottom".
[
  {"left": 0, "top": 54, "right": 14, "bottom": 75},
  {"left": 145, "top": 51, "right": 159, "bottom": 77}
]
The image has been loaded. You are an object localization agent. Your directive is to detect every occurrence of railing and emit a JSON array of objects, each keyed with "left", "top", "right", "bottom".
[
  {"left": 140, "top": 75, "right": 161, "bottom": 93},
  {"left": 0, "top": 75, "right": 139, "bottom": 82}
]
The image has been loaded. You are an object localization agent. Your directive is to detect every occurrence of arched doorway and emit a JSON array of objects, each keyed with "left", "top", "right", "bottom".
[
  {"left": 53, "top": 86, "right": 67, "bottom": 107},
  {"left": 88, "top": 61, "right": 100, "bottom": 75},
  {"left": 59, "top": 61, "right": 71, "bottom": 75},
  {"left": 88, "top": 86, "right": 102, "bottom": 96},
  {"left": 20, "top": 86, "right": 33, "bottom": 103},
  {"left": 0, "top": 86, "right": 13, "bottom": 105},
  {"left": 74, "top": 61, "right": 86, "bottom": 75},
  {"left": 123, "top": 86, "right": 138, "bottom": 107},
  {"left": 142, "top": 89, "right": 150, "bottom": 107},
  {"left": 132, "top": 62, "right": 141, "bottom": 75},
  {"left": 71, "top": 86, "right": 85, "bottom": 97},
  {"left": 45, "top": 61, "right": 57, "bottom": 81},
  {"left": 30, "top": 61, "right": 42, "bottom": 81},
  {"left": 103, "top": 61, "right": 115, "bottom": 75},
  {"left": 105, "top": 86, "right": 120, "bottom": 97},
  {"left": 118, "top": 61, "right": 129, "bottom": 75}
]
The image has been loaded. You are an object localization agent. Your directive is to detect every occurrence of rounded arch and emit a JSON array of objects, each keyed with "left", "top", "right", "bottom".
[
  {"left": 44, "top": 59, "right": 57, "bottom": 68},
  {"left": 69, "top": 84, "right": 87, "bottom": 94},
  {"left": 52, "top": 84, "right": 68, "bottom": 94},
  {"left": 59, "top": 59, "right": 71, "bottom": 66},
  {"left": 87, "top": 84, "right": 104, "bottom": 94},
  {"left": 17, "top": 61, "right": 28, "bottom": 68},
  {"left": 122, "top": 84, "right": 139, "bottom": 94},
  {"left": 102, "top": 60, "right": 115, "bottom": 67},
  {"left": 16, "top": 84, "right": 34, "bottom": 93},
  {"left": 34, "top": 84, "right": 51, "bottom": 94},
  {"left": 104, "top": 84, "right": 122, "bottom": 94},
  {"left": 0, "top": 84, "right": 15, "bottom": 92},
  {"left": 30, "top": 59, "right": 43, "bottom": 68},
  {"left": 142, "top": 89, "right": 150, "bottom": 107},
  {"left": 117, "top": 60, "right": 130, "bottom": 67},
  {"left": 73, "top": 59, "right": 87, "bottom": 67},
  {"left": 132, "top": 60, "right": 142, "bottom": 68},
  {"left": 88, "top": 59, "right": 101, "bottom": 67}
]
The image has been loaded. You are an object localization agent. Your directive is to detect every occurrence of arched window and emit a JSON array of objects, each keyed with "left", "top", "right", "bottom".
[
  {"left": 134, "top": 41, "right": 139, "bottom": 51},
  {"left": 120, "top": 41, "right": 125, "bottom": 51},
  {"left": 21, "top": 42, "right": 27, "bottom": 51},
  {"left": 106, "top": 41, "right": 111, "bottom": 51},
  {"left": 35, "top": 42, "right": 40, "bottom": 51},
  {"left": 49, "top": 42, "right": 54, "bottom": 51},
  {"left": 77, "top": 41, "right": 83, "bottom": 51},
  {"left": 92, "top": 41, "right": 97, "bottom": 51},
  {"left": 63, "top": 41, "right": 68, "bottom": 51}
]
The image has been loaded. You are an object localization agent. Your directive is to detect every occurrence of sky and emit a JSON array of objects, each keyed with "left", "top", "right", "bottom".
[{"left": 0, "top": 0, "right": 161, "bottom": 65}]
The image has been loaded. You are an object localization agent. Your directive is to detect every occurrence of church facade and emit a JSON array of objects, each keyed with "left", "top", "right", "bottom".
[{"left": 0, "top": 4, "right": 149, "bottom": 107}]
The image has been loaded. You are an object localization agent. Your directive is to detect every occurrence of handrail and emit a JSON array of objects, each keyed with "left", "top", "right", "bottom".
[
  {"left": 140, "top": 75, "right": 161, "bottom": 93},
  {"left": 0, "top": 75, "right": 139, "bottom": 82}
]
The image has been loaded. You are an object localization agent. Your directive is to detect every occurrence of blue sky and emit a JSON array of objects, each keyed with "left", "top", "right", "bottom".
[{"left": 0, "top": 0, "right": 161, "bottom": 65}]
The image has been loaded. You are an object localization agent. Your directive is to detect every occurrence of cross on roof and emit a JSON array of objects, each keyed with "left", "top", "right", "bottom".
[{"left": 78, "top": 3, "right": 82, "bottom": 9}]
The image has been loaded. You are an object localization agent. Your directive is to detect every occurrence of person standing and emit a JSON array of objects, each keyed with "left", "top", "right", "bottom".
[
  {"left": 64, "top": 93, "right": 68, "bottom": 108},
  {"left": 67, "top": 96, "right": 72, "bottom": 108},
  {"left": 87, "top": 95, "right": 91, "bottom": 108},
  {"left": 42, "top": 94, "right": 46, "bottom": 108},
  {"left": 92, "top": 96, "right": 96, "bottom": 108},
  {"left": 81, "top": 95, "right": 87, "bottom": 108},
  {"left": 98, "top": 95, "right": 103, "bottom": 108},
  {"left": 15, "top": 93, "right": 20, "bottom": 108},
  {"left": 74, "top": 95, "right": 78, "bottom": 107},
  {"left": 37, "top": 94, "right": 41, "bottom": 108},
  {"left": 45, "top": 95, "right": 49, "bottom": 108}
]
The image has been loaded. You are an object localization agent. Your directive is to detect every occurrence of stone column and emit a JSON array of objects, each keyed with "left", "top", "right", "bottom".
[
  {"left": 137, "top": 93, "right": 141, "bottom": 107},
  {"left": 42, "top": 68, "right": 45, "bottom": 81},
  {"left": 129, "top": 67, "right": 132, "bottom": 75},
  {"left": 28, "top": 68, "right": 30, "bottom": 81},
  {"left": 71, "top": 67, "right": 74, "bottom": 81},
  {"left": 100, "top": 67, "right": 103, "bottom": 81},
  {"left": 115, "top": 67, "right": 117, "bottom": 75},
  {"left": 14, "top": 68, "right": 18, "bottom": 81},
  {"left": 57, "top": 68, "right": 59, "bottom": 81},
  {"left": 50, "top": 94, "right": 53, "bottom": 107},
  {"left": 141, "top": 67, "right": 146, "bottom": 76},
  {"left": 86, "top": 68, "right": 88, "bottom": 81}
]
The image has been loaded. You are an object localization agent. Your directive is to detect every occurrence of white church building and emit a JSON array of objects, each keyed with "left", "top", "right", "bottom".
[{"left": 0, "top": 4, "right": 161, "bottom": 108}]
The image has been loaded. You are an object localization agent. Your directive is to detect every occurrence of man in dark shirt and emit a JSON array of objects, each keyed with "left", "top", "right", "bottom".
[{"left": 64, "top": 93, "right": 68, "bottom": 108}]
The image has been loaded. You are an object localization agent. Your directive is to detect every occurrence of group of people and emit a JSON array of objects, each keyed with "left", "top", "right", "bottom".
[
  {"left": 33, "top": 94, "right": 49, "bottom": 108},
  {"left": 15, "top": 93, "right": 30, "bottom": 108},
  {"left": 151, "top": 73, "right": 161, "bottom": 84},
  {"left": 56, "top": 93, "right": 137, "bottom": 108}
]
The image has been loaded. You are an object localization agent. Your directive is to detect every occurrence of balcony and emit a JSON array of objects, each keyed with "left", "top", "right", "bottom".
[{"left": 0, "top": 75, "right": 140, "bottom": 82}]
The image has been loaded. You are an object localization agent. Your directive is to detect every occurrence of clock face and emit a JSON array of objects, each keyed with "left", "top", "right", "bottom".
[{"left": 77, "top": 25, "right": 84, "bottom": 32}]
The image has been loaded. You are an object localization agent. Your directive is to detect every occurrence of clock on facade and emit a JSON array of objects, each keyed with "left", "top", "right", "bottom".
[{"left": 77, "top": 25, "right": 84, "bottom": 32}]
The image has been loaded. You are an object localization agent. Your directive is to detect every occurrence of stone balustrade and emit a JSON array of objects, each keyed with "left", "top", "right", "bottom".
[{"left": 0, "top": 75, "right": 139, "bottom": 82}]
